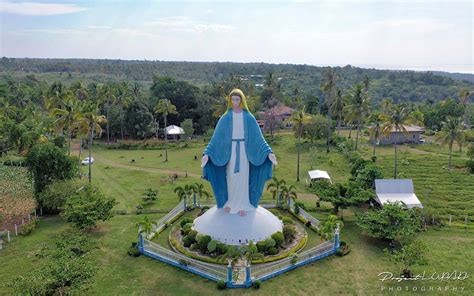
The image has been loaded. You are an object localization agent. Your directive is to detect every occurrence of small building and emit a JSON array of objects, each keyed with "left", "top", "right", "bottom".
[
  {"left": 370, "top": 125, "right": 425, "bottom": 145},
  {"left": 306, "top": 170, "right": 332, "bottom": 186},
  {"left": 257, "top": 104, "right": 295, "bottom": 132},
  {"left": 165, "top": 125, "right": 185, "bottom": 140},
  {"left": 374, "top": 179, "right": 423, "bottom": 209}
]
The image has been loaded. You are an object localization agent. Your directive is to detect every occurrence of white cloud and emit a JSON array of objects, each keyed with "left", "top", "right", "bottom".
[
  {"left": 0, "top": 1, "right": 86, "bottom": 16},
  {"left": 147, "top": 16, "right": 236, "bottom": 33}
]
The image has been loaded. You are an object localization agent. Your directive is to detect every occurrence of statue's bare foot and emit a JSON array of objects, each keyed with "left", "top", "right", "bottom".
[
  {"left": 224, "top": 206, "right": 231, "bottom": 213},
  {"left": 239, "top": 210, "right": 246, "bottom": 217}
]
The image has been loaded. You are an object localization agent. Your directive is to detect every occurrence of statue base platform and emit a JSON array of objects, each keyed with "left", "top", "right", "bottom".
[{"left": 192, "top": 206, "right": 283, "bottom": 245}]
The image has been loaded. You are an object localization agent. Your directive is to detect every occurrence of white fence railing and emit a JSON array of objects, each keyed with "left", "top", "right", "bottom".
[
  {"left": 143, "top": 238, "right": 228, "bottom": 281},
  {"left": 289, "top": 199, "right": 321, "bottom": 229},
  {"left": 250, "top": 240, "right": 335, "bottom": 280},
  {"left": 148, "top": 201, "right": 185, "bottom": 239}
]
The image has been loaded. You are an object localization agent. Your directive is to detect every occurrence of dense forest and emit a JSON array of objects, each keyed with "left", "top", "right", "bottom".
[{"left": 1, "top": 57, "right": 472, "bottom": 104}]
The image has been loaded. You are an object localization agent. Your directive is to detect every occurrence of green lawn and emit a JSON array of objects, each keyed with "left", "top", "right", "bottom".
[{"left": 1, "top": 132, "right": 474, "bottom": 295}]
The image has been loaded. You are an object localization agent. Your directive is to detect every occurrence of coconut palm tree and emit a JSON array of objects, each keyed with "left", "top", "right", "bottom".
[
  {"left": 382, "top": 105, "right": 416, "bottom": 178},
  {"left": 290, "top": 107, "right": 312, "bottom": 181},
  {"left": 436, "top": 117, "right": 463, "bottom": 169},
  {"left": 193, "top": 183, "right": 210, "bottom": 207},
  {"left": 266, "top": 177, "right": 286, "bottom": 207},
  {"left": 174, "top": 184, "right": 194, "bottom": 209},
  {"left": 137, "top": 216, "right": 156, "bottom": 238},
  {"left": 51, "top": 93, "right": 81, "bottom": 156},
  {"left": 280, "top": 184, "right": 297, "bottom": 209},
  {"left": 98, "top": 83, "right": 116, "bottom": 144},
  {"left": 368, "top": 113, "right": 383, "bottom": 158},
  {"left": 79, "top": 102, "right": 107, "bottom": 184},
  {"left": 154, "top": 99, "right": 178, "bottom": 162},
  {"left": 116, "top": 82, "right": 132, "bottom": 140},
  {"left": 331, "top": 88, "right": 345, "bottom": 135},
  {"left": 321, "top": 68, "right": 338, "bottom": 152},
  {"left": 344, "top": 84, "right": 369, "bottom": 151}
]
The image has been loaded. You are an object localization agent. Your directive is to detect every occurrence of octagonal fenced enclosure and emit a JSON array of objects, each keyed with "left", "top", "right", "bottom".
[{"left": 137, "top": 199, "right": 340, "bottom": 288}]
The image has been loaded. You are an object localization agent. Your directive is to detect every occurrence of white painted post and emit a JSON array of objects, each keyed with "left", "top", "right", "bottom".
[
  {"left": 449, "top": 215, "right": 452, "bottom": 225},
  {"left": 22, "top": 218, "right": 24, "bottom": 225},
  {"left": 28, "top": 213, "right": 31, "bottom": 222},
  {"left": 40, "top": 207, "right": 43, "bottom": 216},
  {"left": 7, "top": 230, "right": 10, "bottom": 242},
  {"left": 0, "top": 240, "right": 2, "bottom": 250},
  {"left": 465, "top": 216, "right": 468, "bottom": 228},
  {"left": 432, "top": 214, "right": 434, "bottom": 225},
  {"left": 34, "top": 209, "right": 37, "bottom": 218},
  {"left": 14, "top": 224, "right": 18, "bottom": 236}
]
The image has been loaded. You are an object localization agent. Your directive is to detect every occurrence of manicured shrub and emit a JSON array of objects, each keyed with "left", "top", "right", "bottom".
[
  {"left": 181, "top": 223, "right": 193, "bottom": 235},
  {"left": 283, "top": 224, "right": 297, "bottom": 242},
  {"left": 127, "top": 242, "right": 140, "bottom": 257},
  {"left": 271, "top": 232, "right": 284, "bottom": 248},
  {"left": 252, "top": 281, "right": 261, "bottom": 289},
  {"left": 188, "top": 230, "right": 198, "bottom": 240},
  {"left": 264, "top": 238, "right": 276, "bottom": 249},
  {"left": 256, "top": 241, "right": 267, "bottom": 253},
  {"left": 335, "top": 248, "right": 344, "bottom": 257},
  {"left": 216, "top": 280, "right": 227, "bottom": 290},
  {"left": 267, "top": 247, "right": 278, "bottom": 255},
  {"left": 216, "top": 243, "right": 228, "bottom": 255},
  {"left": 182, "top": 235, "right": 194, "bottom": 247},
  {"left": 282, "top": 217, "right": 293, "bottom": 225},
  {"left": 180, "top": 218, "right": 193, "bottom": 228},
  {"left": 197, "top": 234, "right": 212, "bottom": 253},
  {"left": 207, "top": 240, "right": 218, "bottom": 253}
]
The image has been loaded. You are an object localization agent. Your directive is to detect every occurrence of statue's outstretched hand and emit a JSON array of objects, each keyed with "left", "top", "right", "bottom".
[
  {"left": 269, "top": 153, "right": 278, "bottom": 165},
  {"left": 201, "top": 155, "right": 209, "bottom": 168}
]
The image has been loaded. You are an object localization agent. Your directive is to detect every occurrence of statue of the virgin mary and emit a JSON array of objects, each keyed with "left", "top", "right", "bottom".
[{"left": 193, "top": 89, "right": 283, "bottom": 245}]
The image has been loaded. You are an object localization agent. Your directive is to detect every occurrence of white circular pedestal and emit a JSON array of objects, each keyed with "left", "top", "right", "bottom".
[{"left": 192, "top": 206, "right": 283, "bottom": 245}]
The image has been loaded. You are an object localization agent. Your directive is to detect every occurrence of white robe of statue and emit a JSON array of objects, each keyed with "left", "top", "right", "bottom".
[{"left": 223, "top": 110, "right": 255, "bottom": 214}]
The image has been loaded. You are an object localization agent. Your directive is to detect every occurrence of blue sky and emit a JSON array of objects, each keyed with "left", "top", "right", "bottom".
[{"left": 0, "top": 0, "right": 472, "bottom": 73}]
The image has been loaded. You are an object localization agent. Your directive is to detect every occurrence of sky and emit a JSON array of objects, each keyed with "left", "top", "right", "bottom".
[{"left": 0, "top": 0, "right": 473, "bottom": 73}]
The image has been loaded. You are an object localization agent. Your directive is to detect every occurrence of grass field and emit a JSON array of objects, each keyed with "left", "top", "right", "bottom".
[{"left": 1, "top": 131, "right": 473, "bottom": 295}]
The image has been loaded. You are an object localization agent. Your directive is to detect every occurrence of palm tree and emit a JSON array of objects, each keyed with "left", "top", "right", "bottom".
[
  {"left": 79, "top": 102, "right": 107, "bottom": 184},
  {"left": 344, "top": 84, "right": 369, "bottom": 151},
  {"left": 266, "top": 177, "right": 286, "bottom": 207},
  {"left": 319, "top": 215, "right": 343, "bottom": 241},
  {"left": 174, "top": 184, "right": 194, "bottom": 209},
  {"left": 193, "top": 183, "right": 210, "bottom": 207},
  {"left": 137, "top": 216, "right": 155, "bottom": 238},
  {"left": 51, "top": 93, "right": 81, "bottom": 156},
  {"left": 436, "top": 117, "right": 463, "bottom": 169},
  {"left": 116, "top": 82, "right": 132, "bottom": 140},
  {"left": 290, "top": 107, "right": 312, "bottom": 181},
  {"left": 280, "top": 184, "right": 297, "bottom": 209},
  {"left": 154, "top": 99, "right": 178, "bottom": 162},
  {"left": 321, "top": 68, "right": 338, "bottom": 152},
  {"left": 331, "top": 89, "right": 345, "bottom": 135},
  {"left": 382, "top": 105, "right": 416, "bottom": 178},
  {"left": 368, "top": 113, "right": 383, "bottom": 158},
  {"left": 98, "top": 84, "right": 116, "bottom": 144}
]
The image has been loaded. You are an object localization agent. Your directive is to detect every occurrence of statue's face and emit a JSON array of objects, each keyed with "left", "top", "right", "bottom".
[{"left": 231, "top": 95, "right": 241, "bottom": 109}]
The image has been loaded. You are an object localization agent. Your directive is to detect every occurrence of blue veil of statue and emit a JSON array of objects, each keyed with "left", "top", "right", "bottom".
[{"left": 202, "top": 109, "right": 273, "bottom": 208}]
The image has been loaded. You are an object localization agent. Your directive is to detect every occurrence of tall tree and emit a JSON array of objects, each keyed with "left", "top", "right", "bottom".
[
  {"left": 79, "top": 102, "right": 106, "bottom": 184},
  {"left": 290, "top": 107, "right": 311, "bottom": 181},
  {"left": 98, "top": 84, "right": 116, "bottom": 144},
  {"left": 51, "top": 92, "right": 81, "bottom": 156},
  {"left": 154, "top": 99, "right": 178, "bottom": 161},
  {"left": 321, "top": 68, "right": 338, "bottom": 152},
  {"left": 266, "top": 177, "right": 286, "bottom": 207},
  {"left": 382, "top": 105, "right": 417, "bottom": 178},
  {"left": 344, "top": 84, "right": 370, "bottom": 151},
  {"left": 331, "top": 88, "right": 345, "bottom": 135},
  {"left": 436, "top": 117, "right": 463, "bottom": 169}
]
